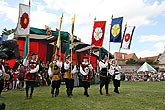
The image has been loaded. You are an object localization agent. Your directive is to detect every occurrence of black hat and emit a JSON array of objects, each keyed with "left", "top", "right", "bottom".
[
  {"left": 102, "top": 53, "right": 108, "bottom": 59},
  {"left": 31, "top": 52, "right": 37, "bottom": 56}
]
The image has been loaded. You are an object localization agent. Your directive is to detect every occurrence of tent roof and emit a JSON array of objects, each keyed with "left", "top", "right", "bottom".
[
  {"left": 137, "top": 62, "right": 157, "bottom": 73},
  {"left": 30, "top": 27, "right": 70, "bottom": 39},
  {"left": 74, "top": 43, "right": 114, "bottom": 59}
]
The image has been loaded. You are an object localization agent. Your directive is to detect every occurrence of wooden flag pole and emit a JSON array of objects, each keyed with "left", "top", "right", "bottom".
[
  {"left": 59, "top": 14, "right": 63, "bottom": 61},
  {"left": 52, "top": 14, "right": 63, "bottom": 61},
  {"left": 70, "top": 15, "right": 76, "bottom": 76},
  {"left": 108, "top": 15, "right": 113, "bottom": 59}
]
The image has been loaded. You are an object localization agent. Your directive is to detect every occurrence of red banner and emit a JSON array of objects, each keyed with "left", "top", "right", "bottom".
[{"left": 91, "top": 21, "right": 106, "bottom": 47}]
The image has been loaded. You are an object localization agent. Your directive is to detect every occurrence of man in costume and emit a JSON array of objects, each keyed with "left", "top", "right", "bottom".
[
  {"left": 0, "top": 58, "right": 6, "bottom": 98},
  {"left": 23, "top": 52, "right": 39, "bottom": 99},
  {"left": 48, "top": 54, "right": 62, "bottom": 97},
  {"left": 63, "top": 55, "right": 77, "bottom": 98},
  {"left": 109, "top": 59, "right": 121, "bottom": 94},
  {"left": 80, "top": 55, "right": 93, "bottom": 97},
  {"left": 99, "top": 53, "right": 111, "bottom": 96}
]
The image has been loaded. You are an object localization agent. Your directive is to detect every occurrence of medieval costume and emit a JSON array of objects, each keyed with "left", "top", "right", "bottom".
[
  {"left": 63, "top": 55, "right": 77, "bottom": 98},
  {"left": 0, "top": 60, "right": 5, "bottom": 98},
  {"left": 80, "top": 56, "right": 93, "bottom": 97},
  {"left": 109, "top": 59, "right": 121, "bottom": 94},
  {"left": 48, "top": 54, "right": 62, "bottom": 97},
  {"left": 99, "top": 53, "right": 111, "bottom": 96},
  {"left": 23, "top": 53, "right": 39, "bottom": 99},
  {"left": 18, "top": 64, "right": 26, "bottom": 90},
  {"left": 12, "top": 70, "right": 19, "bottom": 89}
]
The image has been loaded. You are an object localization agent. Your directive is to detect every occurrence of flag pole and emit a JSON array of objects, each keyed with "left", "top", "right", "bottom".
[
  {"left": 59, "top": 14, "right": 63, "bottom": 61},
  {"left": 70, "top": 14, "right": 75, "bottom": 77},
  {"left": 52, "top": 14, "right": 63, "bottom": 60},
  {"left": 28, "top": 0, "right": 30, "bottom": 56},
  {"left": 108, "top": 15, "right": 113, "bottom": 59},
  {"left": 89, "top": 17, "right": 96, "bottom": 63}
]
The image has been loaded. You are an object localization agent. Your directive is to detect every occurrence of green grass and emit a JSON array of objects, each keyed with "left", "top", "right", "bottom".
[{"left": 1, "top": 81, "right": 165, "bottom": 110}]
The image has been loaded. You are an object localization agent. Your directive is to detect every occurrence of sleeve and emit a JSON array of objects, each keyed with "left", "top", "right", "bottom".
[
  {"left": 88, "top": 64, "right": 93, "bottom": 71},
  {"left": 99, "top": 61, "right": 108, "bottom": 71},
  {"left": 71, "top": 65, "right": 77, "bottom": 74},
  {"left": 64, "top": 62, "right": 70, "bottom": 70},
  {"left": 48, "top": 67, "right": 53, "bottom": 77},
  {"left": 80, "top": 65, "right": 87, "bottom": 75},
  {"left": 99, "top": 61, "right": 103, "bottom": 70},
  {"left": 56, "top": 61, "right": 62, "bottom": 68},
  {"left": 30, "top": 65, "right": 39, "bottom": 73},
  {"left": 117, "top": 65, "right": 121, "bottom": 71},
  {"left": 2, "top": 65, "right": 5, "bottom": 73},
  {"left": 23, "top": 58, "right": 29, "bottom": 67},
  {"left": 109, "top": 66, "right": 115, "bottom": 76}
]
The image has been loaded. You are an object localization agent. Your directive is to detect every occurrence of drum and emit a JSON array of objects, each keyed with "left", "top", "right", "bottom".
[{"left": 4, "top": 74, "right": 10, "bottom": 80}]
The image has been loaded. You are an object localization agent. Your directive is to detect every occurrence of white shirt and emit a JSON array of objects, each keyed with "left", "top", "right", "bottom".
[
  {"left": 48, "top": 60, "right": 62, "bottom": 76},
  {"left": 23, "top": 58, "right": 39, "bottom": 74},
  {"left": 0, "top": 64, "right": 5, "bottom": 76},
  {"left": 80, "top": 62, "right": 93, "bottom": 75},
  {"left": 109, "top": 64, "right": 121, "bottom": 80},
  {"left": 64, "top": 62, "right": 77, "bottom": 74},
  {"left": 99, "top": 60, "right": 108, "bottom": 71}
]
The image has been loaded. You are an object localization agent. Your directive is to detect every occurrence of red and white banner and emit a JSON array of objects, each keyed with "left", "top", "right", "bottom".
[
  {"left": 15, "top": 4, "right": 30, "bottom": 35},
  {"left": 121, "top": 26, "right": 135, "bottom": 49},
  {"left": 91, "top": 21, "right": 106, "bottom": 47}
]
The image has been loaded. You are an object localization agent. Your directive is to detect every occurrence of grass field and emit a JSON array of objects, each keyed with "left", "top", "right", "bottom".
[{"left": 0, "top": 81, "right": 165, "bottom": 110}]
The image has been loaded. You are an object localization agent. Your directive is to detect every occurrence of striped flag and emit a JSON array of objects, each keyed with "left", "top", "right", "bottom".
[
  {"left": 15, "top": 4, "right": 30, "bottom": 35},
  {"left": 120, "top": 26, "right": 135, "bottom": 49}
]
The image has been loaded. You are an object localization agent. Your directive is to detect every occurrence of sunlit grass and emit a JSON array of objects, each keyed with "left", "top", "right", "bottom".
[{"left": 1, "top": 81, "right": 164, "bottom": 110}]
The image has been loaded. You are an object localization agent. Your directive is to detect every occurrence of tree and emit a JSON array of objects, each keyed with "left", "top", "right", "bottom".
[
  {"left": 1, "top": 28, "right": 15, "bottom": 37},
  {"left": 126, "top": 58, "right": 136, "bottom": 64},
  {"left": 146, "top": 58, "right": 158, "bottom": 65}
]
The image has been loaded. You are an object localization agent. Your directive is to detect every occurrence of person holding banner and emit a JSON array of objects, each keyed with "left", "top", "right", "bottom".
[
  {"left": 99, "top": 53, "right": 111, "bottom": 96},
  {"left": 109, "top": 59, "right": 121, "bottom": 94},
  {"left": 48, "top": 54, "right": 62, "bottom": 97},
  {"left": 63, "top": 55, "right": 77, "bottom": 98},
  {"left": 23, "top": 52, "right": 39, "bottom": 99},
  {"left": 80, "top": 56, "right": 93, "bottom": 97}
]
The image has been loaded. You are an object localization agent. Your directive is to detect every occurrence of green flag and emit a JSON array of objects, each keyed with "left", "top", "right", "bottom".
[
  {"left": 23, "top": 36, "right": 29, "bottom": 59},
  {"left": 64, "top": 35, "right": 70, "bottom": 61},
  {"left": 99, "top": 47, "right": 114, "bottom": 60}
]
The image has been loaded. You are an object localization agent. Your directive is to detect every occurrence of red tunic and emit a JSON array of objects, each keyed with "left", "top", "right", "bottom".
[
  {"left": 81, "top": 64, "right": 92, "bottom": 82},
  {"left": 25, "top": 60, "right": 38, "bottom": 81}
]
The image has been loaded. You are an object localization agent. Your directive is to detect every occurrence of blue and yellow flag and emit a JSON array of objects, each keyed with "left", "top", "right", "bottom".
[{"left": 110, "top": 17, "right": 123, "bottom": 42}]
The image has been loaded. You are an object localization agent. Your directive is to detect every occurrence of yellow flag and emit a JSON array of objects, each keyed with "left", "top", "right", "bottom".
[
  {"left": 56, "top": 14, "right": 63, "bottom": 48},
  {"left": 71, "top": 15, "right": 75, "bottom": 43}
]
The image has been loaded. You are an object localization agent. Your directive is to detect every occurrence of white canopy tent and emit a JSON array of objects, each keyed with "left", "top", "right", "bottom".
[{"left": 137, "top": 62, "right": 157, "bottom": 73}]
